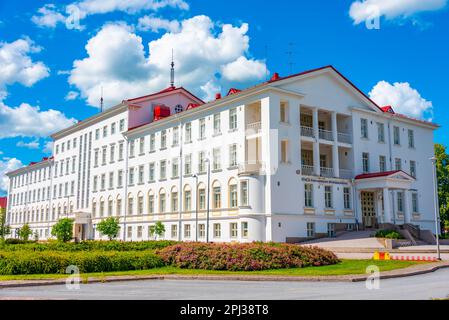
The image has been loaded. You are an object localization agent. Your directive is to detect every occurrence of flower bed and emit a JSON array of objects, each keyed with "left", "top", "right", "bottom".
[{"left": 157, "top": 242, "right": 339, "bottom": 271}]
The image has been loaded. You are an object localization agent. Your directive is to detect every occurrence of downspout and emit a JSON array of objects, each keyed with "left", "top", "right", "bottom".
[
  {"left": 122, "top": 135, "right": 129, "bottom": 241},
  {"left": 47, "top": 159, "right": 54, "bottom": 239}
]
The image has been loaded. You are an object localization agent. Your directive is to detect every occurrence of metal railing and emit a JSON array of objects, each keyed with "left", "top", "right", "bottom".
[
  {"left": 319, "top": 129, "right": 333, "bottom": 141},
  {"left": 337, "top": 132, "right": 352, "bottom": 144},
  {"left": 238, "top": 161, "right": 263, "bottom": 175},
  {"left": 320, "top": 167, "right": 334, "bottom": 178},
  {"left": 301, "top": 165, "right": 314, "bottom": 176},
  {"left": 245, "top": 122, "right": 262, "bottom": 134},
  {"left": 301, "top": 126, "right": 315, "bottom": 138}
]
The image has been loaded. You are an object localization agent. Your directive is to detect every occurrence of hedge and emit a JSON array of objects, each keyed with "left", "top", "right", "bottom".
[
  {"left": 374, "top": 230, "right": 404, "bottom": 240},
  {"left": 0, "top": 251, "right": 164, "bottom": 275},
  {"left": 157, "top": 242, "right": 339, "bottom": 271},
  {"left": 0, "top": 240, "right": 178, "bottom": 252}
]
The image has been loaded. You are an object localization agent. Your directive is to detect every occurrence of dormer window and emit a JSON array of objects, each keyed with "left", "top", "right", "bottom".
[{"left": 175, "top": 104, "right": 183, "bottom": 114}]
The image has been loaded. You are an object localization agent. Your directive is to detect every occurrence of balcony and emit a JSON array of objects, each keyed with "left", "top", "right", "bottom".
[
  {"left": 300, "top": 126, "right": 314, "bottom": 138},
  {"left": 301, "top": 165, "right": 314, "bottom": 176},
  {"left": 245, "top": 122, "right": 262, "bottom": 135},
  {"left": 339, "top": 169, "right": 353, "bottom": 180},
  {"left": 320, "top": 167, "right": 334, "bottom": 178},
  {"left": 319, "top": 129, "right": 333, "bottom": 141},
  {"left": 338, "top": 132, "right": 352, "bottom": 144},
  {"left": 239, "top": 161, "right": 263, "bottom": 175}
]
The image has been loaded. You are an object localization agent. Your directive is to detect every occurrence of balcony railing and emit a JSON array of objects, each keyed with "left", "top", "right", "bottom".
[
  {"left": 301, "top": 165, "right": 314, "bottom": 176},
  {"left": 339, "top": 169, "right": 353, "bottom": 180},
  {"left": 246, "top": 122, "right": 262, "bottom": 135},
  {"left": 239, "top": 161, "right": 263, "bottom": 175},
  {"left": 320, "top": 167, "right": 334, "bottom": 178},
  {"left": 301, "top": 126, "right": 315, "bottom": 138},
  {"left": 319, "top": 129, "right": 333, "bottom": 141},
  {"left": 337, "top": 132, "right": 352, "bottom": 144}
]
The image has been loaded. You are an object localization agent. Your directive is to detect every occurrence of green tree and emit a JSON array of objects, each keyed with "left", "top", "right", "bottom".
[
  {"left": 51, "top": 218, "right": 74, "bottom": 242},
  {"left": 149, "top": 221, "right": 165, "bottom": 240},
  {"left": 18, "top": 224, "right": 32, "bottom": 241},
  {"left": 97, "top": 217, "right": 121, "bottom": 240},
  {"left": 0, "top": 211, "right": 10, "bottom": 240},
  {"left": 435, "top": 144, "right": 449, "bottom": 234}
]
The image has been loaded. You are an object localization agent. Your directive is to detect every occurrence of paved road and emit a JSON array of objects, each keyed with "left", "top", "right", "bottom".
[{"left": 1, "top": 268, "right": 449, "bottom": 300}]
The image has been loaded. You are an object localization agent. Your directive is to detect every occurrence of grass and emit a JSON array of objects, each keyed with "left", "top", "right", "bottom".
[{"left": 0, "top": 260, "right": 423, "bottom": 281}]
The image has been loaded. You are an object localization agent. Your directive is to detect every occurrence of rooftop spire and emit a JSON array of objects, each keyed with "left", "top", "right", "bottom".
[
  {"left": 100, "top": 86, "right": 104, "bottom": 112},
  {"left": 170, "top": 49, "right": 175, "bottom": 88}
]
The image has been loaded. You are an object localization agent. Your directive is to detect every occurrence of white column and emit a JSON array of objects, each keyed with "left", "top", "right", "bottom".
[
  {"left": 312, "top": 108, "right": 320, "bottom": 176},
  {"left": 331, "top": 112, "right": 339, "bottom": 178},
  {"left": 383, "top": 188, "right": 392, "bottom": 223},
  {"left": 404, "top": 190, "right": 412, "bottom": 224},
  {"left": 355, "top": 190, "right": 363, "bottom": 226}
]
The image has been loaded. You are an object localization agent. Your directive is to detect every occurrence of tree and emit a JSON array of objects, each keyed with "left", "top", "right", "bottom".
[
  {"left": 97, "top": 217, "right": 121, "bottom": 240},
  {"left": 0, "top": 211, "right": 10, "bottom": 240},
  {"left": 51, "top": 218, "right": 74, "bottom": 242},
  {"left": 149, "top": 221, "right": 165, "bottom": 240},
  {"left": 18, "top": 224, "right": 32, "bottom": 241},
  {"left": 435, "top": 144, "right": 449, "bottom": 234}
]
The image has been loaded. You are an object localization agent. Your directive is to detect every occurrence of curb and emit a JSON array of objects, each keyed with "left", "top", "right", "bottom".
[{"left": 1, "top": 262, "right": 449, "bottom": 288}]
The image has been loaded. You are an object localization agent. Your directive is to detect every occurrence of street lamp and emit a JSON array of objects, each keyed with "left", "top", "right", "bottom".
[
  {"left": 193, "top": 174, "right": 199, "bottom": 242},
  {"left": 430, "top": 156, "right": 441, "bottom": 261}
]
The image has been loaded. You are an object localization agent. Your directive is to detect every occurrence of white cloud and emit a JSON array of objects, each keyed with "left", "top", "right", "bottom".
[
  {"left": 16, "top": 140, "right": 40, "bottom": 149},
  {"left": 0, "top": 157, "right": 23, "bottom": 193},
  {"left": 200, "top": 80, "right": 221, "bottom": 102},
  {"left": 349, "top": 0, "right": 448, "bottom": 24},
  {"left": 32, "top": 4, "right": 66, "bottom": 28},
  {"left": 69, "top": 16, "right": 268, "bottom": 106},
  {"left": 0, "top": 38, "right": 50, "bottom": 97},
  {"left": 0, "top": 101, "right": 77, "bottom": 139},
  {"left": 369, "top": 80, "right": 433, "bottom": 119},
  {"left": 137, "top": 16, "right": 181, "bottom": 33},
  {"left": 43, "top": 140, "right": 54, "bottom": 154},
  {"left": 65, "top": 91, "right": 79, "bottom": 100}
]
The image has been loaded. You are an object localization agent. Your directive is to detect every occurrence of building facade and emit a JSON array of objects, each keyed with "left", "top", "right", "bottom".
[{"left": 5, "top": 66, "right": 439, "bottom": 242}]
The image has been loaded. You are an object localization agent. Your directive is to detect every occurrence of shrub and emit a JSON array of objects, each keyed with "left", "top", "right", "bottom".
[
  {"left": 51, "top": 218, "right": 74, "bottom": 242},
  {"left": 18, "top": 224, "right": 33, "bottom": 241},
  {"left": 97, "top": 217, "right": 121, "bottom": 240},
  {"left": 375, "top": 230, "right": 404, "bottom": 239},
  {"left": 0, "top": 251, "right": 164, "bottom": 275},
  {"left": 157, "top": 242, "right": 339, "bottom": 271}
]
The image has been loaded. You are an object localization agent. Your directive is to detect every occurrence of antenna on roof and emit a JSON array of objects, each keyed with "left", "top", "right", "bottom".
[
  {"left": 285, "top": 42, "right": 295, "bottom": 74},
  {"left": 170, "top": 49, "right": 175, "bottom": 88},
  {"left": 100, "top": 86, "right": 104, "bottom": 112}
]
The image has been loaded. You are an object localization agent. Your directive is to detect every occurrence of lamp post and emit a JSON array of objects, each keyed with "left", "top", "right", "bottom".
[
  {"left": 430, "top": 156, "right": 441, "bottom": 261},
  {"left": 193, "top": 174, "right": 199, "bottom": 242},
  {"left": 205, "top": 158, "right": 211, "bottom": 243}
]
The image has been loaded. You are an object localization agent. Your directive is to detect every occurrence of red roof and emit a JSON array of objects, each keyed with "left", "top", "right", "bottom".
[
  {"left": 126, "top": 86, "right": 204, "bottom": 104},
  {"left": 0, "top": 197, "right": 7, "bottom": 209},
  {"left": 355, "top": 170, "right": 414, "bottom": 180},
  {"left": 227, "top": 88, "right": 241, "bottom": 96},
  {"left": 381, "top": 105, "right": 395, "bottom": 114}
]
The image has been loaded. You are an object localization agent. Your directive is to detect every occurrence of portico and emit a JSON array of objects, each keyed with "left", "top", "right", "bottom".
[
  {"left": 354, "top": 171, "right": 416, "bottom": 228},
  {"left": 72, "top": 212, "right": 93, "bottom": 241}
]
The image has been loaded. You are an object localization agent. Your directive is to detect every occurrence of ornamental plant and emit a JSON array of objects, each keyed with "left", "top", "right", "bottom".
[
  {"left": 18, "top": 224, "right": 33, "bottom": 241},
  {"left": 97, "top": 217, "right": 121, "bottom": 240},
  {"left": 51, "top": 218, "right": 74, "bottom": 242},
  {"left": 149, "top": 222, "right": 166, "bottom": 240}
]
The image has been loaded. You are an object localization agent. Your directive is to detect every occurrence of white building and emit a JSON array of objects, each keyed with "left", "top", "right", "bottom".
[{"left": 5, "top": 66, "right": 439, "bottom": 243}]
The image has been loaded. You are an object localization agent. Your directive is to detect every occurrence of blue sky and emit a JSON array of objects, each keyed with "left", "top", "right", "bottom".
[{"left": 0, "top": 0, "right": 448, "bottom": 195}]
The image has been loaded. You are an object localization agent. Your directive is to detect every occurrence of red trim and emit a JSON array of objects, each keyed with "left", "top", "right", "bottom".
[
  {"left": 227, "top": 88, "right": 241, "bottom": 96},
  {"left": 0, "top": 197, "right": 7, "bottom": 208},
  {"left": 355, "top": 170, "right": 414, "bottom": 180},
  {"left": 126, "top": 86, "right": 205, "bottom": 104}
]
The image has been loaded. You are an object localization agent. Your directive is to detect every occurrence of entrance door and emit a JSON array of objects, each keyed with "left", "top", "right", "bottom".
[{"left": 361, "top": 192, "right": 376, "bottom": 228}]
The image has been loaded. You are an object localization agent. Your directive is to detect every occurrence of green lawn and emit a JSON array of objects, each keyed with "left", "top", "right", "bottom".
[{"left": 0, "top": 260, "right": 423, "bottom": 281}]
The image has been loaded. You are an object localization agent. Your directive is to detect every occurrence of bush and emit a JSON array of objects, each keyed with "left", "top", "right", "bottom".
[
  {"left": 0, "top": 240, "right": 178, "bottom": 252},
  {"left": 0, "top": 251, "right": 164, "bottom": 275},
  {"left": 51, "top": 218, "right": 74, "bottom": 242},
  {"left": 97, "top": 217, "right": 121, "bottom": 240},
  {"left": 157, "top": 242, "right": 339, "bottom": 271},
  {"left": 3, "top": 239, "right": 35, "bottom": 245},
  {"left": 375, "top": 230, "right": 404, "bottom": 239}
]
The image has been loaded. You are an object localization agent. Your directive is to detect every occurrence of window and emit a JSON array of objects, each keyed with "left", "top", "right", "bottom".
[
  {"left": 159, "top": 191, "right": 166, "bottom": 213},
  {"left": 102, "top": 147, "right": 107, "bottom": 165},
  {"left": 230, "top": 223, "right": 238, "bottom": 238},
  {"left": 328, "top": 223, "right": 336, "bottom": 238},
  {"left": 307, "top": 222, "right": 315, "bottom": 238},
  {"left": 138, "top": 165, "right": 144, "bottom": 184},
  {"left": 149, "top": 163, "right": 155, "bottom": 182},
  {"left": 100, "top": 174, "right": 106, "bottom": 190},
  {"left": 320, "top": 155, "right": 327, "bottom": 168},
  {"left": 172, "top": 127, "right": 179, "bottom": 146},
  {"left": 139, "top": 137, "right": 145, "bottom": 154},
  {"left": 240, "top": 180, "right": 249, "bottom": 207},
  {"left": 213, "top": 186, "right": 221, "bottom": 209},
  {"left": 362, "top": 153, "right": 370, "bottom": 173},
  {"left": 198, "top": 188, "right": 206, "bottom": 210},
  {"left": 138, "top": 194, "right": 144, "bottom": 215},
  {"left": 198, "top": 224, "right": 205, "bottom": 239},
  {"left": 229, "top": 183, "right": 238, "bottom": 208},
  {"left": 198, "top": 151, "right": 206, "bottom": 174},
  {"left": 185, "top": 123, "right": 192, "bottom": 143},
  {"left": 127, "top": 226, "right": 132, "bottom": 239},
  {"left": 149, "top": 134, "right": 156, "bottom": 152},
  {"left": 394, "top": 126, "right": 400, "bottom": 145},
  {"left": 184, "top": 190, "right": 191, "bottom": 211},
  {"left": 110, "top": 144, "right": 115, "bottom": 163},
  {"left": 111, "top": 122, "right": 116, "bottom": 135},
  {"left": 281, "top": 140, "right": 289, "bottom": 164},
  {"left": 410, "top": 160, "right": 416, "bottom": 178},
  {"left": 377, "top": 122, "right": 385, "bottom": 142},
  {"left": 103, "top": 126, "right": 108, "bottom": 138},
  {"left": 148, "top": 194, "right": 154, "bottom": 214},
  {"left": 160, "top": 160, "right": 167, "bottom": 180},
  {"left": 172, "top": 158, "right": 179, "bottom": 178},
  {"left": 171, "top": 225, "right": 178, "bottom": 238},
  {"left": 184, "top": 154, "right": 192, "bottom": 176},
  {"left": 395, "top": 158, "right": 402, "bottom": 171},
  {"left": 241, "top": 222, "right": 248, "bottom": 238},
  {"left": 129, "top": 140, "right": 135, "bottom": 157},
  {"left": 213, "top": 223, "right": 221, "bottom": 238},
  {"left": 161, "top": 130, "right": 167, "bottom": 149},
  {"left": 184, "top": 224, "right": 191, "bottom": 238},
  {"left": 116, "top": 199, "right": 122, "bottom": 216},
  {"left": 213, "top": 148, "right": 221, "bottom": 171},
  {"left": 343, "top": 187, "right": 351, "bottom": 210},
  {"left": 128, "top": 167, "right": 134, "bottom": 185},
  {"left": 109, "top": 172, "right": 114, "bottom": 189},
  {"left": 379, "top": 155, "right": 386, "bottom": 172},
  {"left": 229, "top": 144, "right": 238, "bottom": 167},
  {"left": 408, "top": 129, "right": 415, "bottom": 148},
  {"left": 128, "top": 196, "right": 134, "bottom": 215},
  {"left": 324, "top": 186, "right": 333, "bottom": 208},
  {"left": 199, "top": 118, "right": 206, "bottom": 140},
  {"left": 304, "top": 184, "right": 313, "bottom": 208},
  {"left": 280, "top": 101, "right": 289, "bottom": 123},
  {"left": 412, "top": 193, "right": 419, "bottom": 213},
  {"left": 397, "top": 192, "right": 404, "bottom": 212},
  {"left": 118, "top": 142, "right": 124, "bottom": 160},
  {"left": 175, "top": 104, "right": 183, "bottom": 113},
  {"left": 229, "top": 108, "right": 237, "bottom": 131},
  {"left": 108, "top": 199, "right": 113, "bottom": 216},
  {"left": 361, "top": 118, "right": 368, "bottom": 139},
  {"left": 117, "top": 170, "right": 123, "bottom": 188},
  {"left": 137, "top": 226, "right": 143, "bottom": 239},
  {"left": 99, "top": 199, "right": 104, "bottom": 217},
  {"left": 119, "top": 119, "right": 125, "bottom": 132},
  {"left": 213, "top": 114, "right": 221, "bottom": 135}
]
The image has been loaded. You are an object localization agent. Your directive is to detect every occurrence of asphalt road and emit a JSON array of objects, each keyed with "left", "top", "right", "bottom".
[{"left": 1, "top": 268, "right": 449, "bottom": 300}]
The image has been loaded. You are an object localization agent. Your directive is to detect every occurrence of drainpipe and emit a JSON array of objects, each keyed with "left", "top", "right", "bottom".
[
  {"left": 47, "top": 159, "right": 54, "bottom": 239},
  {"left": 387, "top": 119, "right": 393, "bottom": 171},
  {"left": 352, "top": 179, "right": 359, "bottom": 231},
  {"left": 122, "top": 135, "right": 129, "bottom": 241}
]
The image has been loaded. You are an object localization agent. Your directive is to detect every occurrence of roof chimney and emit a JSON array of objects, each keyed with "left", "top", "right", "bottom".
[
  {"left": 270, "top": 73, "right": 280, "bottom": 82},
  {"left": 215, "top": 93, "right": 222, "bottom": 100}
]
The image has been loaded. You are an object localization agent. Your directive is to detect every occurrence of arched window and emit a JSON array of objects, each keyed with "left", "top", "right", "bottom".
[
  {"left": 184, "top": 185, "right": 192, "bottom": 212},
  {"left": 159, "top": 188, "right": 166, "bottom": 213},
  {"left": 99, "top": 197, "right": 105, "bottom": 217},
  {"left": 137, "top": 192, "right": 144, "bottom": 215},
  {"left": 197, "top": 183, "right": 206, "bottom": 210},
  {"left": 116, "top": 195, "right": 122, "bottom": 216},
  {"left": 228, "top": 178, "right": 238, "bottom": 208},
  {"left": 107, "top": 196, "right": 113, "bottom": 216},
  {"left": 148, "top": 190, "right": 154, "bottom": 214},
  {"left": 171, "top": 187, "right": 178, "bottom": 213},
  {"left": 128, "top": 193, "right": 134, "bottom": 215},
  {"left": 212, "top": 180, "right": 221, "bottom": 209}
]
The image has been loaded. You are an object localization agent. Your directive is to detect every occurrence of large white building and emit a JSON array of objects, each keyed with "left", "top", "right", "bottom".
[{"left": 5, "top": 66, "right": 439, "bottom": 243}]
